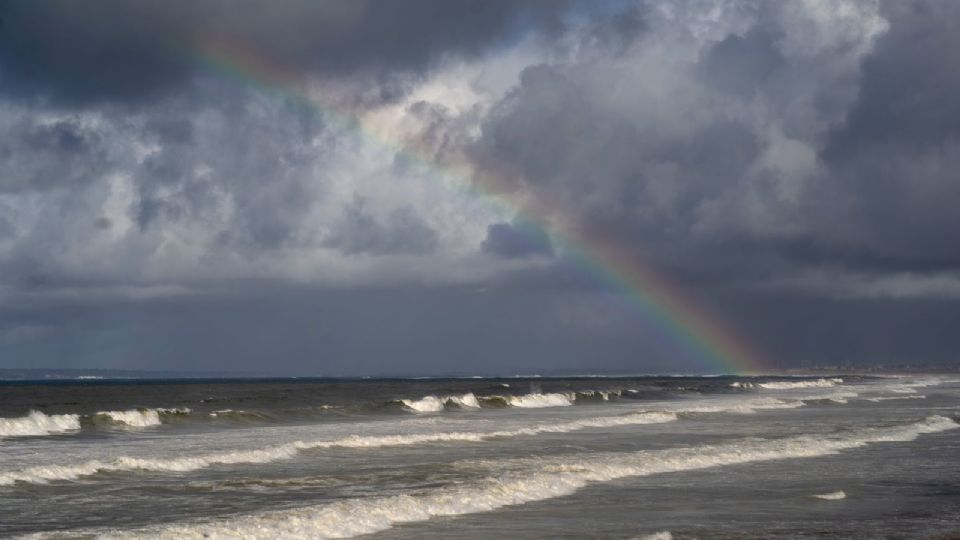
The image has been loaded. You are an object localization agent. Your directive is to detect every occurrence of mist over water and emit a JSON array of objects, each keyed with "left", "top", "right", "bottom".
[{"left": 2, "top": 375, "right": 959, "bottom": 538}]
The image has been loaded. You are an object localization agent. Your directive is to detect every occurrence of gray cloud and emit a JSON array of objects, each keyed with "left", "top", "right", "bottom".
[
  {"left": 482, "top": 221, "right": 553, "bottom": 259},
  {"left": 467, "top": 0, "right": 960, "bottom": 285},
  {"left": 326, "top": 198, "right": 439, "bottom": 256}
]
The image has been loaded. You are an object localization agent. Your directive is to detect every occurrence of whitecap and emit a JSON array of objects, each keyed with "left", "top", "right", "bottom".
[
  {"left": 758, "top": 378, "right": 843, "bottom": 390},
  {"left": 0, "top": 411, "right": 80, "bottom": 438},
  {"left": 865, "top": 395, "right": 926, "bottom": 402},
  {"left": 636, "top": 532, "right": 673, "bottom": 540},
  {"left": 812, "top": 490, "right": 847, "bottom": 500},
  {"left": 445, "top": 393, "right": 480, "bottom": 409},
  {"left": 507, "top": 392, "right": 575, "bottom": 408},
  {"left": 399, "top": 396, "right": 445, "bottom": 413},
  {"left": 94, "top": 409, "right": 162, "bottom": 428}
]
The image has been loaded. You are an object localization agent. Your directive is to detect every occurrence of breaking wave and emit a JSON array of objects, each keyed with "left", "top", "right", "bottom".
[
  {"left": 0, "top": 408, "right": 193, "bottom": 438},
  {"left": 92, "top": 408, "right": 192, "bottom": 428},
  {"left": 812, "top": 490, "right": 847, "bottom": 500},
  {"left": 0, "top": 411, "right": 677, "bottom": 486},
  {"left": 85, "top": 415, "right": 956, "bottom": 539},
  {"left": 865, "top": 395, "right": 926, "bottom": 402},
  {"left": 757, "top": 378, "right": 843, "bottom": 390},
  {"left": 93, "top": 409, "right": 190, "bottom": 428},
  {"left": 503, "top": 392, "right": 575, "bottom": 408},
  {"left": 637, "top": 533, "right": 673, "bottom": 540},
  {"left": 207, "top": 409, "right": 271, "bottom": 421},
  {"left": 575, "top": 389, "right": 622, "bottom": 401},
  {"left": 446, "top": 393, "right": 481, "bottom": 409},
  {"left": 398, "top": 393, "right": 481, "bottom": 412},
  {"left": 398, "top": 391, "right": 576, "bottom": 412},
  {"left": 399, "top": 396, "right": 446, "bottom": 413},
  {"left": 0, "top": 411, "right": 81, "bottom": 438}
]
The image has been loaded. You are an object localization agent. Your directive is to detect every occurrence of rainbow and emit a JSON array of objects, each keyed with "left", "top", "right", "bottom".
[{"left": 190, "top": 38, "right": 767, "bottom": 374}]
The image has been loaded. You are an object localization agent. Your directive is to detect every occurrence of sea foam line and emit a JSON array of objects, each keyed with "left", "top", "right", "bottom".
[
  {"left": 756, "top": 378, "right": 843, "bottom": 390},
  {"left": 0, "top": 393, "right": 843, "bottom": 486},
  {"left": 0, "top": 393, "right": 837, "bottom": 485},
  {"left": 0, "top": 411, "right": 677, "bottom": 486},
  {"left": 74, "top": 415, "right": 958, "bottom": 539}
]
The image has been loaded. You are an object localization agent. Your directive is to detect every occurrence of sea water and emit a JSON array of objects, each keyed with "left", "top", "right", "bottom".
[{"left": 1, "top": 374, "right": 958, "bottom": 538}]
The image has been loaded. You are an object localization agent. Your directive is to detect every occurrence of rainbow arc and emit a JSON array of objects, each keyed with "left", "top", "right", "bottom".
[{"left": 192, "top": 39, "right": 767, "bottom": 374}]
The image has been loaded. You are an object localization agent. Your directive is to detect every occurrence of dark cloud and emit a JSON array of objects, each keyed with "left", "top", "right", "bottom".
[
  {"left": 482, "top": 221, "right": 553, "bottom": 259},
  {"left": 813, "top": 0, "right": 960, "bottom": 271},
  {"left": 468, "top": 0, "right": 960, "bottom": 283},
  {"left": 471, "top": 63, "right": 650, "bottom": 226},
  {"left": 826, "top": 0, "right": 960, "bottom": 154},
  {"left": 0, "top": 116, "right": 110, "bottom": 193},
  {"left": 0, "top": 0, "right": 570, "bottom": 104},
  {"left": 698, "top": 28, "right": 784, "bottom": 96}
]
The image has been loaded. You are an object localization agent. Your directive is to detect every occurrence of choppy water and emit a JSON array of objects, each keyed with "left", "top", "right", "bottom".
[{"left": 1, "top": 374, "right": 958, "bottom": 538}]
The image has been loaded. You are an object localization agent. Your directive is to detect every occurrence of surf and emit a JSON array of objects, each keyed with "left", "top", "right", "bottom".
[{"left": 78, "top": 415, "right": 957, "bottom": 539}]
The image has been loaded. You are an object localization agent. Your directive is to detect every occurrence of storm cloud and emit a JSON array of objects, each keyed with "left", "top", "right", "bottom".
[
  {"left": 1, "top": 0, "right": 959, "bottom": 374},
  {"left": 0, "top": 0, "right": 569, "bottom": 104}
]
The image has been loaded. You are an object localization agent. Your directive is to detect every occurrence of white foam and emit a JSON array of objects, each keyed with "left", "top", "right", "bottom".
[
  {"left": 91, "top": 416, "right": 957, "bottom": 539},
  {"left": 399, "top": 396, "right": 446, "bottom": 413},
  {"left": 0, "top": 411, "right": 677, "bottom": 486},
  {"left": 0, "top": 411, "right": 81, "bottom": 438},
  {"left": 729, "top": 381, "right": 755, "bottom": 389},
  {"left": 577, "top": 389, "right": 622, "bottom": 401},
  {"left": 507, "top": 392, "right": 575, "bottom": 408},
  {"left": 758, "top": 378, "right": 843, "bottom": 390},
  {"left": 445, "top": 393, "right": 480, "bottom": 409},
  {"left": 812, "top": 490, "right": 847, "bottom": 500},
  {"left": 671, "top": 396, "right": 805, "bottom": 414},
  {"left": 876, "top": 377, "right": 945, "bottom": 394},
  {"left": 865, "top": 395, "right": 926, "bottom": 402},
  {"left": 157, "top": 408, "right": 192, "bottom": 415},
  {"left": 95, "top": 409, "right": 162, "bottom": 428},
  {"left": 399, "top": 393, "right": 481, "bottom": 412},
  {"left": 797, "top": 391, "right": 860, "bottom": 404},
  {"left": 93, "top": 408, "right": 191, "bottom": 428},
  {"left": 636, "top": 532, "right": 673, "bottom": 540}
]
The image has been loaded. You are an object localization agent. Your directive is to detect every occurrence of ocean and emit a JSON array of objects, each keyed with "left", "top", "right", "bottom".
[{"left": 1, "top": 374, "right": 958, "bottom": 538}]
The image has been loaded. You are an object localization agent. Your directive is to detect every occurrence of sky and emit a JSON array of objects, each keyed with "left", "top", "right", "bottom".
[{"left": 1, "top": 0, "right": 959, "bottom": 375}]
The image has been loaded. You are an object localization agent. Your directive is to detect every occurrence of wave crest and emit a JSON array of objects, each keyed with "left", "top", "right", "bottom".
[
  {"left": 758, "top": 378, "right": 843, "bottom": 390},
  {"left": 93, "top": 408, "right": 192, "bottom": 428},
  {"left": 0, "top": 411, "right": 81, "bottom": 438},
  {"left": 812, "top": 490, "right": 847, "bottom": 500},
  {"left": 505, "top": 392, "right": 575, "bottom": 408}
]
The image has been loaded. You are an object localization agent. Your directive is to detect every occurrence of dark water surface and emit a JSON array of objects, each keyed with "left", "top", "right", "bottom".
[{"left": 1, "top": 374, "right": 958, "bottom": 538}]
